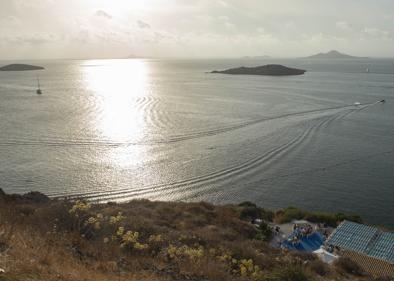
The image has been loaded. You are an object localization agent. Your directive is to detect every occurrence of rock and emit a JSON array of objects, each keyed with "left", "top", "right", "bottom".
[
  {"left": 0, "top": 64, "right": 44, "bottom": 71},
  {"left": 211, "top": 64, "right": 305, "bottom": 76},
  {"left": 22, "top": 191, "right": 50, "bottom": 203},
  {"left": 0, "top": 189, "right": 49, "bottom": 203}
]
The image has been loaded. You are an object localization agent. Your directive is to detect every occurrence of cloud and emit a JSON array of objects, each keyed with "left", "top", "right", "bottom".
[
  {"left": 95, "top": 10, "right": 112, "bottom": 19},
  {"left": 336, "top": 21, "right": 352, "bottom": 31},
  {"left": 363, "top": 27, "right": 390, "bottom": 38},
  {"left": 0, "top": 33, "right": 59, "bottom": 45},
  {"left": 137, "top": 20, "right": 151, "bottom": 29}
]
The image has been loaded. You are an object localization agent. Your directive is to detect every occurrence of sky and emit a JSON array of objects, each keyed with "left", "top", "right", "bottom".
[{"left": 0, "top": 0, "right": 393, "bottom": 59}]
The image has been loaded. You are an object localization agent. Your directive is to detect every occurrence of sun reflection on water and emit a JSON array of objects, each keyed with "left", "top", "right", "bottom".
[{"left": 83, "top": 59, "right": 150, "bottom": 142}]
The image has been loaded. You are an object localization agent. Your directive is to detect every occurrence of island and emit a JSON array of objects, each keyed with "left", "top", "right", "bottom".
[
  {"left": 211, "top": 64, "right": 306, "bottom": 76},
  {"left": 305, "top": 50, "right": 367, "bottom": 59},
  {"left": 0, "top": 63, "right": 45, "bottom": 71}
]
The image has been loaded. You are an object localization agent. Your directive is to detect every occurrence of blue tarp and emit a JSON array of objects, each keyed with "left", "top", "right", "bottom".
[{"left": 282, "top": 232, "right": 325, "bottom": 252}]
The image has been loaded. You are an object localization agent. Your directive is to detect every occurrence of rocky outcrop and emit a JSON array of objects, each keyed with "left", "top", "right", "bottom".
[
  {"left": 0, "top": 188, "right": 49, "bottom": 203},
  {"left": 0, "top": 64, "right": 44, "bottom": 71},
  {"left": 211, "top": 64, "right": 306, "bottom": 76}
]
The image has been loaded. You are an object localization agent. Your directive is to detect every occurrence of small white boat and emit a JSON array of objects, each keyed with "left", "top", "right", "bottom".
[{"left": 354, "top": 102, "right": 361, "bottom": 106}]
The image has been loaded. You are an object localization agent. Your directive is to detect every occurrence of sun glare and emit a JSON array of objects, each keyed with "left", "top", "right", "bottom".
[
  {"left": 83, "top": 59, "right": 150, "bottom": 142},
  {"left": 87, "top": 0, "right": 150, "bottom": 15}
]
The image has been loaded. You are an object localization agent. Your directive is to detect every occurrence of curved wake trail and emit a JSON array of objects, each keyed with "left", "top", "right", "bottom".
[
  {"left": 49, "top": 106, "right": 362, "bottom": 202},
  {"left": 0, "top": 102, "right": 376, "bottom": 147}
]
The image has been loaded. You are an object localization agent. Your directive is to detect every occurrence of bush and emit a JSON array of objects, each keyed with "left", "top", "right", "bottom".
[
  {"left": 262, "top": 265, "right": 308, "bottom": 281},
  {"left": 335, "top": 213, "right": 362, "bottom": 224},
  {"left": 260, "top": 209, "right": 275, "bottom": 222},
  {"left": 240, "top": 206, "right": 261, "bottom": 220},
  {"left": 238, "top": 201, "right": 257, "bottom": 208},
  {"left": 275, "top": 207, "right": 362, "bottom": 227},
  {"left": 308, "top": 259, "right": 328, "bottom": 276},
  {"left": 303, "top": 212, "right": 337, "bottom": 227},
  {"left": 238, "top": 202, "right": 274, "bottom": 222},
  {"left": 255, "top": 221, "right": 272, "bottom": 241},
  {"left": 277, "top": 207, "right": 306, "bottom": 223},
  {"left": 334, "top": 257, "right": 364, "bottom": 276}
]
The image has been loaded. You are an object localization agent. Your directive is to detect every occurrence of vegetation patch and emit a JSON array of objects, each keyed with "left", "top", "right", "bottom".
[{"left": 0, "top": 190, "right": 374, "bottom": 281}]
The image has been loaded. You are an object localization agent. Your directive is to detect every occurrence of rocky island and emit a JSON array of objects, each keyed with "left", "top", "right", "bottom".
[
  {"left": 0, "top": 63, "right": 45, "bottom": 71},
  {"left": 211, "top": 64, "right": 306, "bottom": 76},
  {"left": 305, "top": 50, "right": 367, "bottom": 59}
]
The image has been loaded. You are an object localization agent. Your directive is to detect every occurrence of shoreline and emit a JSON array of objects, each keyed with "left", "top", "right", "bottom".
[{"left": 1, "top": 188, "right": 392, "bottom": 280}]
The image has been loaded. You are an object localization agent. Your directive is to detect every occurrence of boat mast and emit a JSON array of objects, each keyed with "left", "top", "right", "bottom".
[{"left": 37, "top": 76, "right": 41, "bottom": 89}]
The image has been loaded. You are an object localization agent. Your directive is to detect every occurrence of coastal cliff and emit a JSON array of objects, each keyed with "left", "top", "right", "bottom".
[{"left": 211, "top": 64, "right": 306, "bottom": 76}]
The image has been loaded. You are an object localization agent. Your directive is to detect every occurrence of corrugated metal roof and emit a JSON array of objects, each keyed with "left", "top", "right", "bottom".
[
  {"left": 369, "top": 232, "right": 394, "bottom": 262},
  {"left": 326, "top": 220, "right": 394, "bottom": 264}
]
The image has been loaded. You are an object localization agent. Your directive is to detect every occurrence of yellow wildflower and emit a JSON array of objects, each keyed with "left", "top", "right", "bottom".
[
  {"left": 148, "top": 234, "right": 163, "bottom": 243},
  {"left": 116, "top": 227, "right": 125, "bottom": 236},
  {"left": 134, "top": 242, "right": 148, "bottom": 250}
]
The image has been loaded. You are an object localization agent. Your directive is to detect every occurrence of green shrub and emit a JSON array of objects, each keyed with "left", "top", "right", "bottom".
[
  {"left": 275, "top": 207, "right": 362, "bottom": 227},
  {"left": 335, "top": 213, "right": 362, "bottom": 224},
  {"left": 238, "top": 202, "right": 274, "bottom": 222},
  {"left": 240, "top": 206, "right": 261, "bottom": 220},
  {"left": 303, "top": 212, "right": 337, "bottom": 227},
  {"left": 277, "top": 207, "right": 306, "bottom": 223},
  {"left": 260, "top": 209, "right": 275, "bottom": 222},
  {"left": 238, "top": 201, "right": 257, "bottom": 208},
  {"left": 257, "top": 221, "right": 272, "bottom": 241}
]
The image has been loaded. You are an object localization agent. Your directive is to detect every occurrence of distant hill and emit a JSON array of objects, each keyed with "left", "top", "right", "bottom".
[
  {"left": 305, "top": 50, "right": 367, "bottom": 59},
  {"left": 0, "top": 64, "right": 44, "bottom": 71},
  {"left": 211, "top": 64, "right": 306, "bottom": 76},
  {"left": 242, "top": 55, "right": 271, "bottom": 59}
]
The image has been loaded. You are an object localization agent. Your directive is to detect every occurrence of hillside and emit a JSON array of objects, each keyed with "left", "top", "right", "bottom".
[
  {"left": 305, "top": 50, "right": 366, "bottom": 59},
  {"left": 0, "top": 189, "right": 387, "bottom": 281}
]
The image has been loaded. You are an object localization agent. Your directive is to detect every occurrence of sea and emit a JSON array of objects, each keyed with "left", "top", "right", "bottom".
[{"left": 0, "top": 58, "right": 393, "bottom": 227}]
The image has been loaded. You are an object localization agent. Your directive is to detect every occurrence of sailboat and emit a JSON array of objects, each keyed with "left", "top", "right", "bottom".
[{"left": 36, "top": 77, "right": 42, "bottom": 95}]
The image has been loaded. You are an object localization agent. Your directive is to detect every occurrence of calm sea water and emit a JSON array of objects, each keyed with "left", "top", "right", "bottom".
[{"left": 0, "top": 58, "right": 393, "bottom": 226}]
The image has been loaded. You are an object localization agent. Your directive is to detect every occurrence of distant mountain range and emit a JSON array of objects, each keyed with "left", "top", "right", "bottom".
[
  {"left": 305, "top": 50, "right": 367, "bottom": 59},
  {"left": 242, "top": 55, "right": 271, "bottom": 59}
]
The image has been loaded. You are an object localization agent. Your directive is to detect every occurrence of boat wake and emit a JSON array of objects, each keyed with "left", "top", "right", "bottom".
[
  {"left": 47, "top": 104, "right": 369, "bottom": 202},
  {"left": 0, "top": 102, "right": 376, "bottom": 147}
]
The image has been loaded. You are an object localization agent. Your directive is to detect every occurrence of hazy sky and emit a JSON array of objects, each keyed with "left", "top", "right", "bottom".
[{"left": 0, "top": 0, "right": 393, "bottom": 59}]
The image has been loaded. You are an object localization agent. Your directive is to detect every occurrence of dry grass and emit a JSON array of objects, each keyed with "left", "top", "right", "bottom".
[{"left": 0, "top": 190, "right": 384, "bottom": 281}]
